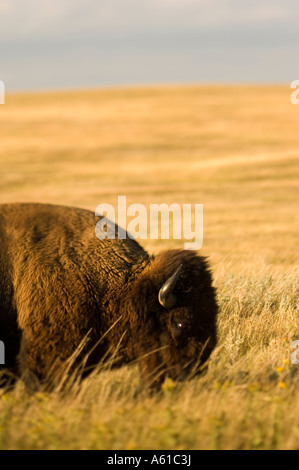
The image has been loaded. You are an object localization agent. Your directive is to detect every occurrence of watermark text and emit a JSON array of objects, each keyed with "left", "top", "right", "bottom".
[
  {"left": 0, "top": 340, "right": 5, "bottom": 365},
  {"left": 291, "top": 340, "right": 299, "bottom": 365},
  {"left": 0, "top": 81, "right": 4, "bottom": 104},
  {"left": 290, "top": 80, "right": 299, "bottom": 104},
  {"left": 95, "top": 196, "right": 203, "bottom": 250}
]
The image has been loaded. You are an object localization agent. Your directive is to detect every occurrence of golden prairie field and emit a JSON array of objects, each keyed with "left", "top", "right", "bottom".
[{"left": 0, "top": 85, "right": 298, "bottom": 449}]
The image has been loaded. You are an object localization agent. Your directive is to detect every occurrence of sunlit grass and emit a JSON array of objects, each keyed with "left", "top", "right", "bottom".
[
  {"left": 0, "top": 270, "right": 298, "bottom": 450},
  {"left": 0, "top": 85, "right": 298, "bottom": 449}
]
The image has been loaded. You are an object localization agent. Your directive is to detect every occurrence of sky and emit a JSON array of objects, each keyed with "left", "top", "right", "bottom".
[{"left": 1, "top": 0, "right": 299, "bottom": 91}]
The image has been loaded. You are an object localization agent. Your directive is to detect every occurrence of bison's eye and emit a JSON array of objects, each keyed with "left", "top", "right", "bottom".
[
  {"left": 173, "top": 320, "right": 188, "bottom": 331},
  {"left": 172, "top": 321, "right": 189, "bottom": 339}
]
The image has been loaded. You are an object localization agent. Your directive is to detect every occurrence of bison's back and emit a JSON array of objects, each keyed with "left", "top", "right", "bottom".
[{"left": 0, "top": 202, "right": 148, "bottom": 287}]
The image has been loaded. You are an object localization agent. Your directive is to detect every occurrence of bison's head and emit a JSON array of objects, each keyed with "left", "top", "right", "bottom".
[{"left": 124, "top": 249, "right": 218, "bottom": 389}]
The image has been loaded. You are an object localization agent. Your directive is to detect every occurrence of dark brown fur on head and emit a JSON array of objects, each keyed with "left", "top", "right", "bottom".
[
  {"left": 0, "top": 203, "right": 218, "bottom": 391},
  {"left": 122, "top": 250, "right": 218, "bottom": 389}
]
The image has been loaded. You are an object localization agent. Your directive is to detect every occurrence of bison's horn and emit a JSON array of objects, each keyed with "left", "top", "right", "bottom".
[{"left": 158, "top": 264, "right": 183, "bottom": 309}]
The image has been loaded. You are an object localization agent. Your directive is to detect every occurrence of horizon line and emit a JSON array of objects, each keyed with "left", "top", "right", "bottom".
[{"left": 5, "top": 81, "right": 291, "bottom": 95}]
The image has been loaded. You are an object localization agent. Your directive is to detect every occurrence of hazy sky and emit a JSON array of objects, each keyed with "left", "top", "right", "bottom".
[{"left": 1, "top": 0, "right": 299, "bottom": 91}]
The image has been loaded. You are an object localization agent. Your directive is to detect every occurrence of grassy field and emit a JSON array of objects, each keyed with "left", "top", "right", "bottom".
[{"left": 0, "top": 85, "right": 298, "bottom": 450}]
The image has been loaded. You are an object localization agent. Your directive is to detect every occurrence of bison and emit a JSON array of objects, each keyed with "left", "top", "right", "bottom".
[{"left": 0, "top": 203, "right": 218, "bottom": 390}]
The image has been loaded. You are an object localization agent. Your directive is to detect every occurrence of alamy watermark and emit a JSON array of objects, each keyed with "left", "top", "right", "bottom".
[
  {"left": 95, "top": 196, "right": 203, "bottom": 250},
  {"left": 290, "top": 80, "right": 299, "bottom": 104},
  {"left": 291, "top": 340, "right": 299, "bottom": 365},
  {"left": 0, "top": 340, "right": 5, "bottom": 365},
  {"left": 0, "top": 81, "right": 5, "bottom": 104}
]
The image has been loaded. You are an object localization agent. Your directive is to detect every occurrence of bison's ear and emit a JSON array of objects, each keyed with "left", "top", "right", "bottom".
[{"left": 158, "top": 264, "right": 183, "bottom": 309}]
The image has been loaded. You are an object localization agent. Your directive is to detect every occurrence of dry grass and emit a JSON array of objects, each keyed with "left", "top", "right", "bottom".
[{"left": 0, "top": 85, "right": 298, "bottom": 449}]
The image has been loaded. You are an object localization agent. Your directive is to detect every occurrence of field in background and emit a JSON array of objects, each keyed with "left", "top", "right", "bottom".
[{"left": 0, "top": 85, "right": 298, "bottom": 449}]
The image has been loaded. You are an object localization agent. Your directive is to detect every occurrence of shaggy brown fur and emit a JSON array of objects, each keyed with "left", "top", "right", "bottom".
[{"left": 0, "top": 203, "right": 218, "bottom": 389}]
